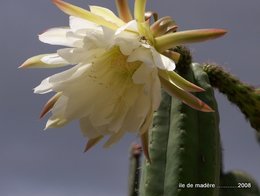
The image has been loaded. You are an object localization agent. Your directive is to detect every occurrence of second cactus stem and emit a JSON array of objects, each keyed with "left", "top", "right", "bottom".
[{"left": 203, "top": 64, "right": 260, "bottom": 132}]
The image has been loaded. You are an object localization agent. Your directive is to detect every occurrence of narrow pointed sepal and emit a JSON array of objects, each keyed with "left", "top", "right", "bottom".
[
  {"left": 40, "top": 92, "right": 62, "bottom": 118},
  {"left": 19, "top": 54, "right": 67, "bottom": 69},
  {"left": 139, "top": 109, "right": 153, "bottom": 163},
  {"left": 52, "top": 0, "right": 118, "bottom": 30},
  {"left": 163, "top": 50, "right": 180, "bottom": 64},
  {"left": 141, "top": 131, "right": 151, "bottom": 163},
  {"left": 115, "top": 0, "right": 133, "bottom": 22},
  {"left": 160, "top": 76, "right": 214, "bottom": 112},
  {"left": 134, "top": 0, "right": 147, "bottom": 23},
  {"left": 84, "top": 136, "right": 104, "bottom": 152},
  {"left": 150, "top": 16, "right": 177, "bottom": 37},
  {"left": 89, "top": 6, "right": 125, "bottom": 26},
  {"left": 155, "top": 28, "right": 227, "bottom": 52},
  {"left": 158, "top": 69, "right": 205, "bottom": 92},
  {"left": 145, "top": 11, "right": 158, "bottom": 23}
]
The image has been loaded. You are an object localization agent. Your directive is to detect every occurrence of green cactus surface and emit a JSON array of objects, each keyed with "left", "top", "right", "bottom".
[
  {"left": 203, "top": 64, "right": 260, "bottom": 132},
  {"left": 219, "top": 171, "right": 260, "bottom": 196},
  {"left": 140, "top": 63, "right": 221, "bottom": 196}
]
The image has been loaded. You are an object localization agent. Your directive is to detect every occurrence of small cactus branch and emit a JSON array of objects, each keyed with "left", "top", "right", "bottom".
[
  {"left": 172, "top": 45, "right": 260, "bottom": 132},
  {"left": 128, "top": 144, "right": 142, "bottom": 196},
  {"left": 203, "top": 64, "right": 260, "bottom": 132}
]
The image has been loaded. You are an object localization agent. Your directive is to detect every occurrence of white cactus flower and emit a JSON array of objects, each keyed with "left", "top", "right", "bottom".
[{"left": 21, "top": 0, "right": 226, "bottom": 159}]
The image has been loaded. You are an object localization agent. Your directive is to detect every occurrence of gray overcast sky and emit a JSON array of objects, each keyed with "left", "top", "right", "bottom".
[{"left": 1, "top": 0, "right": 260, "bottom": 195}]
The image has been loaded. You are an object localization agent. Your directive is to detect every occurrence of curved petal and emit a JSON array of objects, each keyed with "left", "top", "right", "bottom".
[
  {"left": 115, "top": 36, "right": 140, "bottom": 55},
  {"left": 158, "top": 69, "right": 205, "bottom": 92},
  {"left": 34, "top": 77, "right": 53, "bottom": 94},
  {"left": 69, "top": 16, "right": 98, "bottom": 31},
  {"left": 155, "top": 28, "right": 227, "bottom": 52},
  {"left": 115, "top": 20, "right": 138, "bottom": 35},
  {"left": 132, "top": 63, "right": 153, "bottom": 85},
  {"left": 134, "top": 0, "right": 147, "bottom": 23},
  {"left": 45, "top": 116, "right": 68, "bottom": 129},
  {"left": 34, "top": 63, "right": 84, "bottom": 94},
  {"left": 113, "top": 21, "right": 140, "bottom": 55},
  {"left": 127, "top": 47, "right": 153, "bottom": 66},
  {"left": 39, "top": 27, "right": 75, "bottom": 47},
  {"left": 52, "top": 0, "right": 119, "bottom": 30},
  {"left": 20, "top": 53, "right": 69, "bottom": 69},
  {"left": 89, "top": 6, "right": 125, "bottom": 27},
  {"left": 40, "top": 92, "right": 62, "bottom": 118},
  {"left": 121, "top": 90, "right": 151, "bottom": 133},
  {"left": 58, "top": 48, "right": 105, "bottom": 64},
  {"left": 80, "top": 117, "right": 102, "bottom": 139},
  {"left": 151, "top": 70, "right": 162, "bottom": 110},
  {"left": 151, "top": 47, "right": 175, "bottom": 71},
  {"left": 84, "top": 136, "right": 104, "bottom": 152},
  {"left": 160, "top": 76, "right": 214, "bottom": 112},
  {"left": 103, "top": 129, "right": 125, "bottom": 148},
  {"left": 115, "top": 0, "right": 133, "bottom": 22}
]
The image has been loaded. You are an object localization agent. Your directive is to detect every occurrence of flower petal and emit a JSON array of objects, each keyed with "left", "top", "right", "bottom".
[
  {"left": 151, "top": 70, "right": 162, "bottom": 110},
  {"left": 115, "top": 0, "right": 133, "bottom": 22},
  {"left": 39, "top": 27, "right": 76, "bottom": 47},
  {"left": 80, "top": 117, "right": 102, "bottom": 139},
  {"left": 34, "top": 63, "right": 83, "bottom": 94},
  {"left": 151, "top": 47, "right": 176, "bottom": 71},
  {"left": 134, "top": 0, "right": 147, "bottom": 23},
  {"left": 34, "top": 77, "right": 53, "bottom": 94},
  {"left": 69, "top": 16, "right": 98, "bottom": 31},
  {"left": 19, "top": 53, "right": 68, "bottom": 69},
  {"left": 89, "top": 6, "right": 125, "bottom": 27},
  {"left": 158, "top": 69, "right": 205, "bottom": 92},
  {"left": 84, "top": 136, "right": 104, "bottom": 152},
  {"left": 141, "top": 129, "right": 151, "bottom": 163},
  {"left": 57, "top": 48, "right": 105, "bottom": 64},
  {"left": 160, "top": 76, "right": 214, "bottom": 112},
  {"left": 52, "top": 0, "right": 119, "bottom": 30},
  {"left": 40, "top": 92, "right": 62, "bottom": 118},
  {"left": 120, "top": 91, "right": 151, "bottom": 133},
  {"left": 103, "top": 129, "right": 125, "bottom": 148},
  {"left": 155, "top": 28, "right": 227, "bottom": 52},
  {"left": 115, "top": 20, "right": 138, "bottom": 35},
  {"left": 113, "top": 21, "right": 140, "bottom": 55},
  {"left": 45, "top": 117, "right": 68, "bottom": 129},
  {"left": 127, "top": 47, "right": 153, "bottom": 66}
]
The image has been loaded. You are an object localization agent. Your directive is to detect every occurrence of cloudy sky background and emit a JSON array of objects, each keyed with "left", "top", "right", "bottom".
[{"left": 1, "top": 0, "right": 260, "bottom": 195}]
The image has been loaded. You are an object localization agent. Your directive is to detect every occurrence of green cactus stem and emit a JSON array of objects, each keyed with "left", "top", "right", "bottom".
[
  {"left": 192, "top": 63, "right": 221, "bottom": 196},
  {"left": 203, "top": 64, "right": 260, "bottom": 132},
  {"left": 140, "top": 62, "right": 221, "bottom": 196},
  {"left": 128, "top": 144, "right": 142, "bottom": 196},
  {"left": 139, "top": 91, "right": 172, "bottom": 196}
]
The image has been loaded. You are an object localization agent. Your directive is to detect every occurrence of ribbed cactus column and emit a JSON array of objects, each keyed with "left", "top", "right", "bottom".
[{"left": 140, "top": 63, "right": 221, "bottom": 196}]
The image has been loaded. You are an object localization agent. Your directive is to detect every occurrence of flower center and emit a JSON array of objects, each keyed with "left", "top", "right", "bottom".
[{"left": 86, "top": 46, "right": 142, "bottom": 88}]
